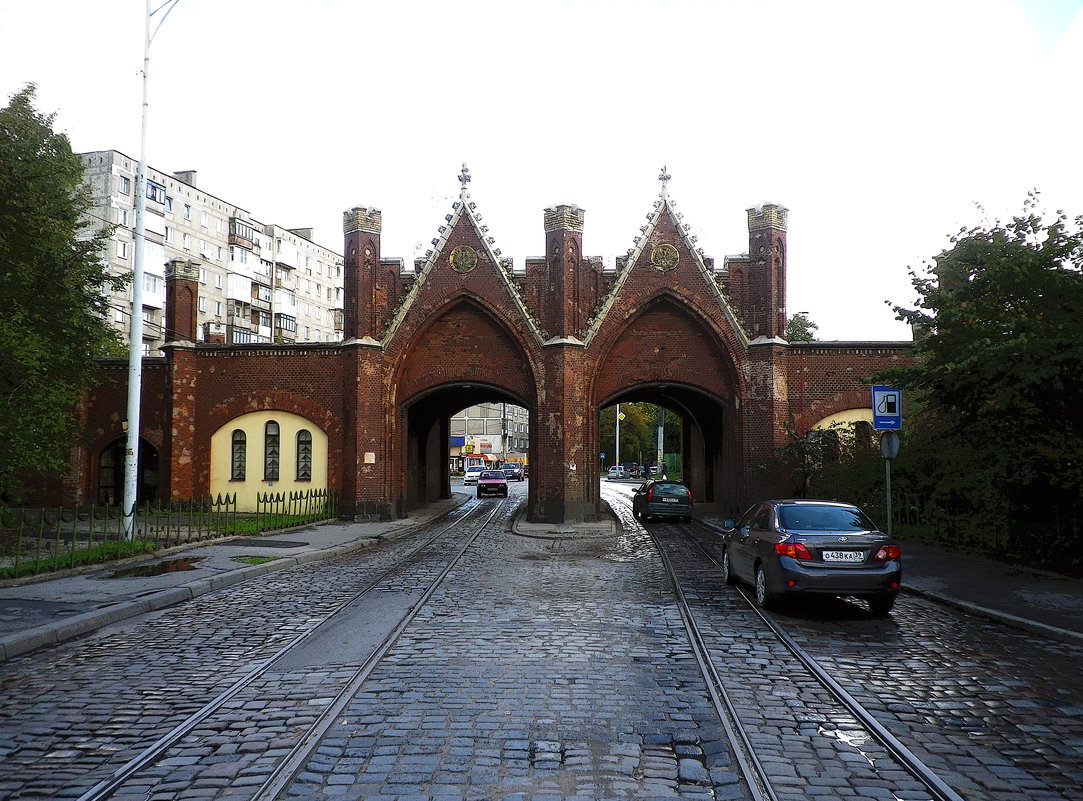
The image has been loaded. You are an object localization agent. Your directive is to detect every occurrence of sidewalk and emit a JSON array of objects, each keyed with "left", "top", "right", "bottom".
[
  {"left": 2, "top": 496, "right": 1081, "bottom": 663},
  {"left": 0, "top": 495, "right": 469, "bottom": 662}
]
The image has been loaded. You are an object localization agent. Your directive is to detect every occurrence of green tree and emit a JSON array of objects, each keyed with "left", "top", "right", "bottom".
[
  {"left": 882, "top": 194, "right": 1083, "bottom": 562},
  {"left": 0, "top": 85, "right": 125, "bottom": 502},
  {"left": 599, "top": 402, "right": 682, "bottom": 470},
  {"left": 784, "top": 311, "right": 818, "bottom": 342}
]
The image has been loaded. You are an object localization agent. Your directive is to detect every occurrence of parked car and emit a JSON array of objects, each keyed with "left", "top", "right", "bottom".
[
  {"left": 606, "top": 465, "right": 626, "bottom": 480},
  {"left": 501, "top": 462, "right": 524, "bottom": 481},
  {"left": 463, "top": 465, "right": 486, "bottom": 485},
  {"left": 632, "top": 480, "right": 693, "bottom": 522},
  {"left": 720, "top": 499, "right": 901, "bottom": 616},
  {"left": 476, "top": 470, "right": 509, "bottom": 498}
]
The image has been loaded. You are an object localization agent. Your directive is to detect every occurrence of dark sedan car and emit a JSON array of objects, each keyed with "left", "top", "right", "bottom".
[
  {"left": 632, "top": 480, "right": 693, "bottom": 522},
  {"left": 720, "top": 499, "right": 901, "bottom": 616}
]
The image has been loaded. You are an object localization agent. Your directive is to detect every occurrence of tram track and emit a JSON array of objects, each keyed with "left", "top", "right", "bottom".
[
  {"left": 647, "top": 517, "right": 967, "bottom": 801},
  {"left": 74, "top": 495, "right": 510, "bottom": 801}
]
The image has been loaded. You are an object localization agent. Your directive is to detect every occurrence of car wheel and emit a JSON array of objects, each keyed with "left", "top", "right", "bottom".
[
  {"left": 754, "top": 565, "right": 775, "bottom": 610},
  {"left": 720, "top": 549, "right": 735, "bottom": 584},
  {"left": 868, "top": 594, "right": 896, "bottom": 617}
]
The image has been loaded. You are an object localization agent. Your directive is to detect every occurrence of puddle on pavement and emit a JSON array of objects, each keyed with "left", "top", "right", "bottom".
[{"left": 107, "top": 557, "right": 205, "bottom": 578}]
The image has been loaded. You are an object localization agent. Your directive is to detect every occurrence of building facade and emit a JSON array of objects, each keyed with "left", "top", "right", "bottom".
[
  {"left": 55, "top": 168, "right": 911, "bottom": 523},
  {"left": 79, "top": 150, "right": 344, "bottom": 355},
  {"left": 449, "top": 403, "right": 530, "bottom": 470}
]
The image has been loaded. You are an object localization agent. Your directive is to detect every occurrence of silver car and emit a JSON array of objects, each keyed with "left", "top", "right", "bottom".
[{"left": 721, "top": 499, "right": 901, "bottom": 616}]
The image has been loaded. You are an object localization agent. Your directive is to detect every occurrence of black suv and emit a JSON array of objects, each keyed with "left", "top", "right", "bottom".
[{"left": 501, "top": 463, "right": 524, "bottom": 481}]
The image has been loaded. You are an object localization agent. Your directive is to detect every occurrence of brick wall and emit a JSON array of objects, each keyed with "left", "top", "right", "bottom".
[{"left": 54, "top": 193, "right": 911, "bottom": 523}]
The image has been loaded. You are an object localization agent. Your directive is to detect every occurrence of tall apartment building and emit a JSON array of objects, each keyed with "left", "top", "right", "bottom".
[{"left": 80, "top": 150, "right": 344, "bottom": 354}]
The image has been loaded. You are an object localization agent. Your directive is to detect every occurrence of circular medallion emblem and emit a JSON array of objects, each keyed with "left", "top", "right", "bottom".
[
  {"left": 449, "top": 245, "right": 479, "bottom": 273},
  {"left": 651, "top": 243, "right": 680, "bottom": 271}
]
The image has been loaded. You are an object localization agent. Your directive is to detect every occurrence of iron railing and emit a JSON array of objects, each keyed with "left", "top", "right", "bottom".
[{"left": 0, "top": 488, "right": 338, "bottom": 579}]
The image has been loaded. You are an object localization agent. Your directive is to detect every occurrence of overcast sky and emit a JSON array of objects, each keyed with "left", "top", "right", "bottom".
[{"left": 2, "top": 0, "right": 1081, "bottom": 340}]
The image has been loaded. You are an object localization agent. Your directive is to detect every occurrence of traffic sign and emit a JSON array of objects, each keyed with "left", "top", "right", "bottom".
[{"left": 871, "top": 386, "right": 902, "bottom": 430}]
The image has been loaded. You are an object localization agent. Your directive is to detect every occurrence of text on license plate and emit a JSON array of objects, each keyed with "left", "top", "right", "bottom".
[
  {"left": 661, "top": 497, "right": 679, "bottom": 503},
  {"left": 822, "top": 550, "right": 864, "bottom": 563}
]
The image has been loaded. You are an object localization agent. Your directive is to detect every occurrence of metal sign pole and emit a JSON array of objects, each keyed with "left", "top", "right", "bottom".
[{"left": 879, "top": 430, "right": 899, "bottom": 537}]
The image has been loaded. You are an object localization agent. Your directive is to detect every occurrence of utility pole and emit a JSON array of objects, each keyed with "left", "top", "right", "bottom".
[
  {"left": 614, "top": 403, "right": 620, "bottom": 468},
  {"left": 656, "top": 405, "right": 664, "bottom": 477},
  {"left": 123, "top": 0, "right": 182, "bottom": 539}
]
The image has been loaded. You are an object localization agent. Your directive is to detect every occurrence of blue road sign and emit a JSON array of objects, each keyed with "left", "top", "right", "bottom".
[{"left": 872, "top": 386, "right": 902, "bottom": 430}]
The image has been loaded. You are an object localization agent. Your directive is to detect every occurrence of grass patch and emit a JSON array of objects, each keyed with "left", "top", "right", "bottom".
[
  {"left": 232, "top": 555, "right": 281, "bottom": 565},
  {"left": 0, "top": 539, "right": 156, "bottom": 580}
]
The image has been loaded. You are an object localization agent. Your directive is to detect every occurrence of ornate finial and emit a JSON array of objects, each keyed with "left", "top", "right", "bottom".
[
  {"left": 658, "top": 165, "right": 671, "bottom": 199},
  {"left": 459, "top": 163, "right": 471, "bottom": 199}
]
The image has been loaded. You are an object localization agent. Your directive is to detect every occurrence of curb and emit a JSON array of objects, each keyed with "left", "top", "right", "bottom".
[{"left": 0, "top": 497, "right": 472, "bottom": 663}]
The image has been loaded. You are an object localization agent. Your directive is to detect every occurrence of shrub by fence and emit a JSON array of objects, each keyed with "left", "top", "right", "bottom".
[{"left": 0, "top": 488, "right": 338, "bottom": 579}]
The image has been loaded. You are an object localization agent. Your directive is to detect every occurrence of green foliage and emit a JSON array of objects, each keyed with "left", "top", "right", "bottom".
[
  {"left": 0, "top": 85, "right": 126, "bottom": 502},
  {"left": 766, "top": 421, "right": 882, "bottom": 507},
  {"left": 879, "top": 194, "right": 1083, "bottom": 569},
  {"left": 599, "top": 402, "right": 681, "bottom": 468},
  {"left": 784, "top": 311, "right": 819, "bottom": 342},
  {"left": 0, "top": 538, "right": 155, "bottom": 580}
]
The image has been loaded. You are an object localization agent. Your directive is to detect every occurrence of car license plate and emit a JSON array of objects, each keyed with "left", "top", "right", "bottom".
[
  {"left": 662, "top": 497, "right": 678, "bottom": 503},
  {"left": 822, "top": 550, "right": 863, "bottom": 563}
]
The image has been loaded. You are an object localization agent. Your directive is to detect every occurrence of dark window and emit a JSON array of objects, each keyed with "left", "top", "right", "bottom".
[
  {"left": 231, "top": 430, "right": 246, "bottom": 480},
  {"left": 296, "top": 430, "right": 312, "bottom": 481},
  {"left": 264, "top": 421, "right": 280, "bottom": 481}
]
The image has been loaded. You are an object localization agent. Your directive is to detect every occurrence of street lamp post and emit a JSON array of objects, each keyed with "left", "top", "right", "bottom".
[{"left": 123, "top": 0, "right": 181, "bottom": 539}]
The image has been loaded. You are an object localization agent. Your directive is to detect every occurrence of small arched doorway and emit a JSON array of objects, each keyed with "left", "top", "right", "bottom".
[{"left": 97, "top": 438, "right": 159, "bottom": 507}]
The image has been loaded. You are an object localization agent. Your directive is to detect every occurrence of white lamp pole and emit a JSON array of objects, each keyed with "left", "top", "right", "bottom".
[{"left": 123, "top": 0, "right": 180, "bottom": 539}]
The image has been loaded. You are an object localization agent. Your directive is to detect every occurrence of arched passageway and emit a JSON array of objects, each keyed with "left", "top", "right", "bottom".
[
  {"left": 402, "top": 384, "right": 532, "bottom": 513},
  {"left": 599, "top": 384, "right": 736, "bottom": 510}
]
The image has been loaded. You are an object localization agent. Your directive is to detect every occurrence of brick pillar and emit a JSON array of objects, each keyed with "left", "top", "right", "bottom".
[
  {"left": 542, "top": 205, "right": 585, "bottom": 340},
  {"left": 165, "top": 259, "right": 200, "bottom": 343},
  {"left": 746, "top": 204, "right": 788, "bottom": 340},
  {"left": 342, "top": 207, "right": 382, "bottom": 340},
  {"left": 531, "top": 205, "right": 598, "bottom": 523}
]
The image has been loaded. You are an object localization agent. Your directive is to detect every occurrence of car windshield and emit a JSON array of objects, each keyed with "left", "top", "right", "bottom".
[
  {"left": 481, "top": 471, "right": 504, "bottom": 479},
  {"left": 777, "top": 504, "right": 876, "bottom": 532}
]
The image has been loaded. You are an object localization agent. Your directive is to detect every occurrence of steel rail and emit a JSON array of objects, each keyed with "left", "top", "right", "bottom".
[
  {"left": 249, "top": 500, "right": 502, "bottom": 800},
  {"left": 74, "top": 497, "right": 501, "bottom": 801},
  {"left": 648, "top": 529, "right": 777, "bottom": 801},
  {"left": 678, "top": 520, "right": 967, "bottom": 801}
]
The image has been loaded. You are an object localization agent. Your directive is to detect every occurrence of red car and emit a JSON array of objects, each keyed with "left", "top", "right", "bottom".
[{"left": 476, "top": 470, "right": 509, "bottom": 498}]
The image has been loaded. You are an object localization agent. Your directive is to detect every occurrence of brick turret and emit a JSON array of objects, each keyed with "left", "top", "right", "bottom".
[
  {"left": 745, "top": 203, "right": 788, "bottom": 340},
  {"left": 542, "top": 205, "right": 586, "bottom": 341},
  {"left": 342, "top": 206, "right": 383, "bottom": 340},
  {"left": 164, "top": 258, "right": 200, "bottom": 343}
]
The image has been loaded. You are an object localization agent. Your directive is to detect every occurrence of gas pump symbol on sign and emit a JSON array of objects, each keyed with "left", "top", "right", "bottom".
[{"left": 871, "top": 386, "right": 902, "bottom": 430}]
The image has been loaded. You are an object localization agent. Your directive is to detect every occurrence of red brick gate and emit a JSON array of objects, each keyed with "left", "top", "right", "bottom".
[{"left": 70, "top": 169, "right": 910, "bottom": 523}]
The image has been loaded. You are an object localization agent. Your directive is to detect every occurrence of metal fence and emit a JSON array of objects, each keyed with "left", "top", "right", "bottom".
[{"left": 0, "top": 488, "right": 338, "bottom": 579}]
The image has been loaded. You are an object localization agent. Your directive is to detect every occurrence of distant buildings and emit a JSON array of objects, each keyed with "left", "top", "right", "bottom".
[
  {"left": 79, "top": 150, "right": 344, "bottom": 354},
  {"left": 450, "top": 403, "right": 530, "bottom": 469}
]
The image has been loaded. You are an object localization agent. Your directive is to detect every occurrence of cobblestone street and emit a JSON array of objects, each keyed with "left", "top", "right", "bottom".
[{"left": 1, "top": 491, "right": 1081, "bottom": 801}]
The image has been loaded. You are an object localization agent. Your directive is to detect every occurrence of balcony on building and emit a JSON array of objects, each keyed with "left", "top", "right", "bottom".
[
  {"left": 229, "top": 217, "right": 259, "bottom": 253},
  {"left": 274, "top": 313, "right": 297, "bottom": 343}
]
